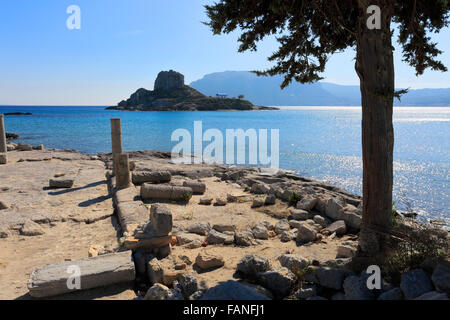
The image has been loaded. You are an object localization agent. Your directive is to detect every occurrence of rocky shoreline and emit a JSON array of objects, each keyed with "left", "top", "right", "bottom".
[{"left": 0, "top": 144, "right": 448, "bottom": 300}]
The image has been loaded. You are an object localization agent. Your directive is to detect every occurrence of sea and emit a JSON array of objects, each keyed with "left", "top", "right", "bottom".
[{"left": 1, "top": 105, "right": 448, "bottom": 225}]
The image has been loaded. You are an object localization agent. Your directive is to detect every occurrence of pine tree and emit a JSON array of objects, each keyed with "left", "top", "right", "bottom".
[{"left": 205, "top": 0, "right": 449, "bottom": 259}]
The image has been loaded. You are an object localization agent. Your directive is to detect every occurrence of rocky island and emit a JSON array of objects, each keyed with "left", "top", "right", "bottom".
[{"left": 106, "top": 70, "right": 277, "bottom": 111}]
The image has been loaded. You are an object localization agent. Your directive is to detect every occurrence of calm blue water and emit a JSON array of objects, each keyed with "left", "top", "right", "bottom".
[{"left": 1, "top": 105, "right": 449, "bottom": 224}]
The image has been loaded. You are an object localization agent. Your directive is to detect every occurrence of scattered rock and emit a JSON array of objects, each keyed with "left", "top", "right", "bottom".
[
  {"left": 189, "top": 291, "right": 204, "bottom": 300},
  {"left": 305, "top": 267, "right": 354, "bottom": 290},
  {"left": 325, "top": 220, "right": 347, "bottom": 236},
  {"left": 296, "top": 197, "right": 318, "bottom": 211},
  {"left": 250, "top": 183, "right": 271, "bottom": 194},
  {"left": 88, "top": 246, "right": 100, "bottom": 258},
  {"left": 252, "top": 225, "right": 270, "bottom": 240},
  {"left": 0, "top": 227, "right": 10, "bottom": 238},
  {"left": 199, "top": 196, "right": 213, "bottom": 205},
  {"left": 214, "top": 197, "right": 227, "bottom": 206},
  {"left": 340, "top": 210, "right": 362, "bottom": 230},
  {"left": 195, "top": 251, "right": 225, "bottom": 270},
  {"left": 144, "top": 283, "right": 182, "bottom": 300},
  {"left": 147, "top": 257, "right": 164, "bottom": 285},
  {"left": 213, "top": 223, "right": 236, "bottom": 233},
  {"left": 290, "top": 209, "right": 310, "bottom": 221},
  {"left": 178, "top": 255, "right": 193, "bottom": 266},
  {"left": 336, "top": 244, "right": 358, "bottom": 258},
  {"left": 295, "top": 284, "right": 317, "bottom": 299},
  {"left": 185, "top": 239, "right": 203, "bottom": 249},
  {"left": 264, "top": 194, "right": 276, "bottom": 205},
  {"left": 162, "top": 269, "right": 186, "bottom": 287},
  {"left": 176, "top": 233, "right": 204, "bottom": 245},
  {"left": 378, "top": 287, "right": 403, "bottom": 300},
  {"left": 289, "top": 220, "right": 303, "bottom": 229},
  {"left": 296, "top": 224, "right": 317, "bottom": 243},
  {"left": 274, "top": 219, "right": 290, "bottom": 235},
  {"left": 414, "top": 291, "right": 448, "bottom": 300},
  {"left": 400, "top": 269, "right": 434, "bottom": 300},
  {"left": 187, "top": 222, "right": 211, "bottom": 236},
  {"left": 257, "top": 267, "right": 296, "bottom": 298},
  {"left": 179, "top": 273, "right": 198, "bottom": 297},
  {"left": 251, "top": 197, "right": 265, "bottom": 208},
  {"left": 280, "top": 230, "right": 297, "bottom": 242},
  {"left": 234, "top": 230, "right": 255, "bottom": 247},
  {"left": 226, "top": 194, "right": 238, "bottom": 202},
  {"left": 200, "top": 280, "right": 271, "bottom": 300},
  {"left": 331, "top": 292, "right": 346, "bottom": 300},
  {"left": 431, "top": 264, "right": 450, "bottom": 294},
  {"left": 306, "top": 296, "right": 327, "bottom": 300},
  {"left": 325, "top": 197, "right": 345, "bottom": 220},
  {"left": 237, "top": 254, "right": 270, "bottom": 278},
  {"left": 343, "top": 275, "right": 375, "bottom": 300},
  {"left": 259, "top": 221, "right": 274, "bottom": 230},
  {"left": 313, "top": 215, "right": 327, "bottom": 228},
  {"left": 0, "top": 200, "right": 8, "bottom": 210},
  {"left": 20, "top": 220, "right": 45, "bottom": 236},
  {"left": 205, "top": 229, "right": 233, "bottom": 245},
  {"left": 278, "top": 254, "right": 309, "bottom": 274}
]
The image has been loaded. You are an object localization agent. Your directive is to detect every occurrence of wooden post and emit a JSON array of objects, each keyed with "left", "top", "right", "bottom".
[{"left": 110, "top": 118, "right": 123, "bottom": 177}]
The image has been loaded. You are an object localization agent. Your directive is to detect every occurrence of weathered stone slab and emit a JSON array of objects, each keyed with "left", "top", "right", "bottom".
[
  {"left": 113, "top": 186, "right": 148, "bottom": 233},
  {"left": 116, "top": 201, "right": 148, "bottom": 233},
  {"left": 27, "top": 251, "right": 135, "bottom": 298}
]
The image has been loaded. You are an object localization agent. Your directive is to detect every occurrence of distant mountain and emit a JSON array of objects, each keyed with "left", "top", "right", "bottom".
[{"left": 190, "top": 71, "right": 450, "bottom": 106}]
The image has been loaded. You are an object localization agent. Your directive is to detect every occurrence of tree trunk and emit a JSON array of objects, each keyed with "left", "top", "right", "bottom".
[{"left": 355, "top": 2, "right": 394, "bottom": 257}]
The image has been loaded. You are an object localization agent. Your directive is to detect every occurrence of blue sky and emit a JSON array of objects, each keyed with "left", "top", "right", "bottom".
[{"left": 0, "top": 0, "right": 449, "bottom": 105}]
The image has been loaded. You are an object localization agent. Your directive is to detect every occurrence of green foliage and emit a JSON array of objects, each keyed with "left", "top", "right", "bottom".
[
  {"left": 181, "top": 192, "right": 193, "bottom": 202},
  {"left": 383, "top": 222, "right": 448, "bottom": 281},
  {"left": 238, "top": 94, "right": 245, "bottom": 99},
  {"left": 288, "top": 192, "right": 301, "bottom": 206},
  {"left": 204, "top": 0, "right": 449, "bottom": 87},
  {"left": 292, "top": 261, "right": 312, "bottom": 281}
]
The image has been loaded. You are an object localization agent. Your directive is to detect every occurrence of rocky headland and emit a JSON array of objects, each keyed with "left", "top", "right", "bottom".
[{"left": 106, "top": 70, "right": 278, "bottom": 111}]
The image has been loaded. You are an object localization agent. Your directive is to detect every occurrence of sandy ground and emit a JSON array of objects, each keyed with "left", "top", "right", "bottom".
[
  {"left": 0, "top": 150, "right": 122, "bottom": 300},
  {"left": 0, "top": 149, "right": 351, "bottom": 300}
]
